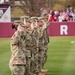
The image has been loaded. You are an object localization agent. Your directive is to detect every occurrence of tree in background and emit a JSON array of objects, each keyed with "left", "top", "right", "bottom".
[
  {"left": 67, "top": 0, "right": 75, "bottom": 9},
  {"left": 53, "top": 0, "right": 75, "bottom": 10},
  {"left": 11, "top": 0, "right": 75, "bottom": 17},
  {"left": 18, "top": 0, "right": 48, "bottom": 16}
]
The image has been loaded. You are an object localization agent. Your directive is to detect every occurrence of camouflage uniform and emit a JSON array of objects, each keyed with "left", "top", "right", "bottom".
[
  {"left": 42, "top": 20, "right": 50, "bottom": 66},
  {"left": 37, "top": 16, "right": 50, "bottom": 72},
  {"left": 9, "top": 31, "right": 26, "bottom": 75},
  {"left": 23, "top": 23, "right": 34, "bottom": 75},
  {"left": 30, "top": 17, "right": 40, "bottom": 74},
  {"left": 41, "top": 13, "right": 50, "bottom": 67},
  {"left": 31, "top": 27, "right": 40, "bottom": 74},
  {"left": 41, "top": 12, "right": 50, "bottom": 44},
  {"left": 38, "top": 26, "right": 45, "bottom": 71}
]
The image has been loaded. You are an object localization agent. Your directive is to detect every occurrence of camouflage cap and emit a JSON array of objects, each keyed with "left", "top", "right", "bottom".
[
  {"left": 14, "top": 20, "right": 26, "bottom": 27},
  {"left": 30, "top": 17, "right": 38, "bottom": 22},
  {"left": 14, "top": 20, "right": 21, "bottom": 23},
  {"left": 26, "top": 18, "right": 32, "bottom": 23},
  {"left": 20, "top": 22, "right": 26, "bottom": 27},
  {"left": 13, "top": 20, "right": 21, "bottom": 26},
  {"left": 41, "top": 12, "right": 48, "bottom": 17},
  {"left": 37, "top": 17, "right": 44, "bottom": 22},
  {"left": 38, "top": 17, "right": 44, "bottom": 20},
  {"left": 20, "top": 16, "right": 30, "bottom": 19}
]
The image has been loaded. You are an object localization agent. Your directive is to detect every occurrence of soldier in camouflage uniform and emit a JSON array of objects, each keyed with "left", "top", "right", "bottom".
[
  {"left": 23, "top": 17, "right": 34, "bottom": 75},
  {"left": 9, "top": 15, "right": 49, "bottom": 75},
  {"left": 40, "top": 13, "right": 50, "bottom": 72},
  {"left": 30, "top": 17, "right": 49, "bottom": 75},
  {"left": 9, "top": 20, "right": 26, "bottom": 75},
  {"left": 30, "top": 17, "right": 40, "bottom": 75},
  {"left": 41, "top": 13, "right": 50, "bottom": 45},
  {"left": 37, "top": 17, "right": 47, "bottom": 75}
]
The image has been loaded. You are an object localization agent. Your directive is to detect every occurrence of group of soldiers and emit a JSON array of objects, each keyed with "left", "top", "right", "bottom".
[{"left": 9, "top": 13, "right": 50, "bottom": 75}]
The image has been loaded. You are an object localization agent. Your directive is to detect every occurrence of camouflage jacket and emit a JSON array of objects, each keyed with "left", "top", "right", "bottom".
[
  {"left": 23, "top": 29, "right": 32, "bottom": 57},
  {"left": 44, "top": 20, "right": 50, "bottom": 44},
  {"left": 10, "top": 31, "right": 26, "bottom": 65},
  {"left": 38, "top": 27, "right": 45, "bottom": 48}
]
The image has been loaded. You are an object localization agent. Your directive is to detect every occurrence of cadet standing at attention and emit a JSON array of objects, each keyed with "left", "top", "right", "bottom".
[
  {"left": 41, "top": 13, "right": 50, "bottom": 72},
  {"left": 36, "top": 17, "right": 47, "bottom": 75},
  {"left": 23, "top": 16, "right": 34, "bottom": 75},
  {"left": 9, "top": 20, "right": 26, "bottom": 75},
  {"left": 30, "top": 17, "right": 40, "bottom": 75},
  {"left": 9, "top": 14, "right": 50, "bottom": 75}
]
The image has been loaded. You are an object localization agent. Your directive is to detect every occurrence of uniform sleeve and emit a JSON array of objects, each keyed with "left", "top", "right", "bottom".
[
  {"left": 11, "top": 31, "right": 20, "bottom": 45},
  {"left": 39, "top": 28, "right": 44, "bottom": 38},
  {"left": 46, "top": 20, "right": 50, "bottom": 27}
]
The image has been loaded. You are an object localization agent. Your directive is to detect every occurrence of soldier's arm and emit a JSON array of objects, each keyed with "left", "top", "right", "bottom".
[
  {"left": 38, "top": 28, "right": 44, "bottom": 38},
  {"left": 12, "top": 31, "right": 21, "bottom": 45},
  {"left": 46, "top": 20, "right": 50, "bottom": 27}
]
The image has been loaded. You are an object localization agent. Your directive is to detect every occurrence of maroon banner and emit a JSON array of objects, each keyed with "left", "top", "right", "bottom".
[
  {"left": 0, "top": 22, "right": 75, "bottom": 38},
  {"left": 48, "top": 22, "right": 75, "bottom": 36},
  {"left": 0, "top": 22, "right": 15, "bottom": 38}
]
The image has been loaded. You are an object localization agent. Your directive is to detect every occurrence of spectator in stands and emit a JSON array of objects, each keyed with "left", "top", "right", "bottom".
[
  {"left": 44, "top": 6, "right": 75, "bottom": 22},
  {"left": 72, "top": 9, "right": 75, "bottom": 21},
  {"left": 0, "top": 9, "right": 3, "bottom": 18},
  {"left": 58, "top": 11, "right": 66, "bottom": 22},
  {"left": 69, "top": 6, "right": 73, "bottom": 16},
  {"left": 66, "top": 5, "right": 71, "bottom": 15},
  {"left": 68, "top": 15, "right": 73, "bottom": 22},
  {"left": 54, "top": 10, "right": 59, "bottom": 17},
  {"left": 64, "top": 13, "right": 69, "bottom": 22},
  {"left": 50, "top": 10, "right": 58, "bottom": 22},
  {"left": 66, "top": 5, "right": 73, "bottom": 17}
]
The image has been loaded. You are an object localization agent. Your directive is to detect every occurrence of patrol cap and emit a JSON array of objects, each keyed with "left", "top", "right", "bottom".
[
  {"left": 13, "top": 20, "right": 21, "bottom": 26},
  {"left": 26, "top": 18, "right": 32, "bottom": 23},
  {"left": 30, "top": 17, "right": 38, "bottom": 22},
  {"left": 20, "top": 16, "right": 30, "bottom": 19},
  {"left": 14, "top": 20, "right": 26, "bottom": 27},
  {"left": 41, "top": 12, "right": 48, "bottom": 17},
  {"left": 38, "top": 17, "right": 44, "bottom": 20},
  {"left": 37, "top": 17, "right": 44, "bottom": 22},
  {"left": 14, "top": 20, "right": 21, "bottom": 23},
  {"left": 30, "top": 17, "right": 38, "bottom": 20},
  {"left": 20, "top": 22, "right": 26, "bottom": 27}
]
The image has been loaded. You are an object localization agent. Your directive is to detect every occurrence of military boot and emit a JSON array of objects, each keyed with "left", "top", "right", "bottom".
[{"left": 41, "top": 69, "right": 48, "bottom": 73}]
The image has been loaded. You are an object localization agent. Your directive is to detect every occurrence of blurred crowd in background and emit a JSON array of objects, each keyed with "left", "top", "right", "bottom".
[{"left": 40, "top": 5, "right": 75, "bottom": 22}]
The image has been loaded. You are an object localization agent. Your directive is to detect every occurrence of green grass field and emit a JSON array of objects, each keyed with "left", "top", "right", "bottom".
[{"left": 0, "top": 37, "right": 75, "bottom": 75}]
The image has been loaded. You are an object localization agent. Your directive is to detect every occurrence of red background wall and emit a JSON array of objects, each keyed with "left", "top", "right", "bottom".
[
  {"left": 0, "top": 22, "right": 15, "bottom": 38},
  {"left": 0, "top": 22, "right": 75, "bottom": 38},
  {"left": 48, "top": 22, "right": 75, "bottom": 36}
]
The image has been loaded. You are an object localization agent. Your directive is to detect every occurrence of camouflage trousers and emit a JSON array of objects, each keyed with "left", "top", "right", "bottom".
[
  {"left": 42, "top": 44, "right": 48, "bottom": 66},
  {"left": 31, "top": 44, "right": 48, "bottom": 74},
  {"left": 9, "top": 64, "right": 25, "bottom": 75},
  {"left": 25, "top": 49, "right": 34, "bottom": 75},
  {"left": 34, "top": 53, "right": 40, "bottom": 73},
  {"left": 38, "top": 44, "right": 48, "bottom": 69},
  {"left": 25, "top": 57, "right": 34, "bottom": 75},
  {"left": 31, "top": 49, "right": 46, "bottom": 74},
  {"left": 30, "top": 47, "right": 40, "bottom": 74},
  {"left": 9, "top": 60, "right": 33, "bottom": 75}
]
